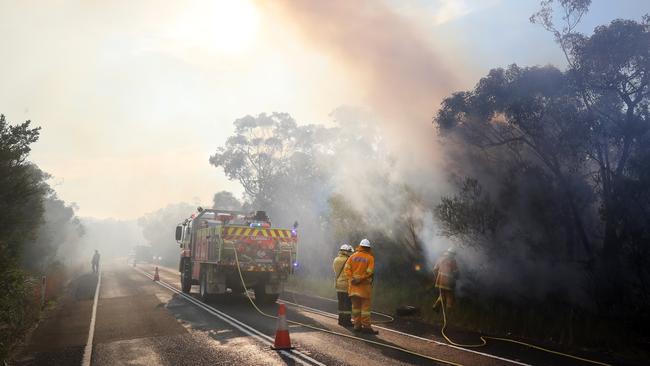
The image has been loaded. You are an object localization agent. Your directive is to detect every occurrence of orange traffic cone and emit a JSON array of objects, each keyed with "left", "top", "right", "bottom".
[
  {"left": 153, "top": 266, "right": 160, "bottom": 281},
  {"left": 271, "top": 303, "right": 293, "bottom": 350}
]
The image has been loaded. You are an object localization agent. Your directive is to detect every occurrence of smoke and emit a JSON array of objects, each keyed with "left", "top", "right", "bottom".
[
  {"left": 25, "top": 195, "right": 86, "bottom": 273},
  {"left": 261, "top": 1, "right": 593, "bottom": 307},
  {"left": 137, "top": 202, "right": 196, "bottom": 266},
  {"left": 262, "top": 0, "right": 459, "bottom": 172},
  {"left": 77, "top": 217, "right": 145, "bottom": 265},
  {"left": 252, "top": 2, "right": 464, "bottom": 277},
  {"left": 262, "top": 0, "right": 461, "bottom": 213},
  {"left": 208, "top": 2, "right": 587, "bottom": 307},
  {"left": 417, "top": 210, "right": 453, "bottom": 266}
]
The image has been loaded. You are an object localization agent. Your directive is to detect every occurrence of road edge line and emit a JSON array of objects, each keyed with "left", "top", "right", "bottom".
[
  {"left": 81, "top": 268, "right": 101, "bottom": 366},
  {"left": 151, "top": 274, "right": 320, "bottom": 366},
  {"left": 145, "top": 265, "right": 531, "bottom": 366},
  {"left": 135, "top": 268, "right": 325, "bottom": 366},
  {"left": 279, "top": 297, "right": 533, "bottom": 366}
]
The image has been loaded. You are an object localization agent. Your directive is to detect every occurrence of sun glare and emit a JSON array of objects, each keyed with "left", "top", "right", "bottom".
[{"left": 175, "top": 0, "right": 260, "bottom": 54}]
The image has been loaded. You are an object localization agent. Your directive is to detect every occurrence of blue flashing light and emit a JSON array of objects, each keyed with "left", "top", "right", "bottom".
[{"left": 293, "top": 262, "right": 299, "bottom": 267}]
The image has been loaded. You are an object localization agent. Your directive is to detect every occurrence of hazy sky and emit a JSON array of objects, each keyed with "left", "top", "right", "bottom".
[{"left": 0, "top": 0, "right": 646, "bottom": 219}]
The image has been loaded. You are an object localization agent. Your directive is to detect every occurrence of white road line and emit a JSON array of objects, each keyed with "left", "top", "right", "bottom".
[
  {"left": 278, "top": 299, "right": 336, "bottom": 319},
  {"left": 148, "top": 274, "right": 323, "bottom": 366},
  {"left": 284, "top": 290, "right": 395, "bottom": 319},
  {"left": 279, "top": 298, "right": 533, "bottom": 366},
  {"left": 136, "top": 268, "right": 326, "bottom": 366},
  {"left": 284, "top": 289, "right": 338, "bottom": 303},
  {"left": 81, "top": 268, "right": 101, "bottom": 366},
  {"left": 149, "top": 267, "right": 531, "bottom": 366}
]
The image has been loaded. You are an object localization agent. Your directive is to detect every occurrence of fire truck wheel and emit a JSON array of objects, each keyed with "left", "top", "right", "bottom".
[
  {"left": 254, "top": 285, "right": 279, "bottom": 304},
  {"left": 180, "top": 260, "right": 192, "bottom": 294}
]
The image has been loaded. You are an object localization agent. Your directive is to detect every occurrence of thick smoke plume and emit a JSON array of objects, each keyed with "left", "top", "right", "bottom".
[
  {"left": 266, "top": 2, "right": 460, "bottom": 269},
  {"left": 263, "top": 0, "right": 459, "bottom": 168},
  {"left": 253, "top": 1, "right": 464, "bottom": 278},
  {"left": 258, "top": 2, "right": 589, "bottom": 306}
]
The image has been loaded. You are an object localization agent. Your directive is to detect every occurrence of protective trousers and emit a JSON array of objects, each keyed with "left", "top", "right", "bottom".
[
  {"left": 350, "top": 295, "right": 372, "bottom": 328},
  {"left": 337, "top": 291, "right": 352, "bottom": 325},
  {"left": 433, "top": 288, "right": 454, "bottom": 309}
]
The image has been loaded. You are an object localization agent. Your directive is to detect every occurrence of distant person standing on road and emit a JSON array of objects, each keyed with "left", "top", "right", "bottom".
[
  {"left": 333, "top": 244, "right": 354, "bottom": 326},
  {"left": 92, "top": 250, "right": 100, "bottom": 273}
]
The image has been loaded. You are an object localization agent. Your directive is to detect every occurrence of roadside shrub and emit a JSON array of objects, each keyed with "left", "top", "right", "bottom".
[{"left": 0, "top": 266, "right": 40, "bottom": 359}]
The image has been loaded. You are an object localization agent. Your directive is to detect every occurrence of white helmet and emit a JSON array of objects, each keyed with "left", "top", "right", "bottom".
[
  {"left": 339, "top": 244, "right": 353, "bottom": 252},
  {"left": 359, "top": 238, "right": 371, "bottom": 248}
]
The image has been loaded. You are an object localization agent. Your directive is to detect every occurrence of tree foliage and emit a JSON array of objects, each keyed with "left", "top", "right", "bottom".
[
  {"left": 0, "top": 115, "right": 84, "bottom": 358},
  {"left": 210, "top": 110, "right": 431, "bottom": 277},
  {"left": 435, "top": 178, "right": 502, "bottom": 243},
  {"left": 437, "top": 64, "right": 596, "bottom": 259},
  {"left": 0, "top": 115, "right": 46, "bottom": 268},
  {"left": 435, "top": 11, "right": 650, "bottom": 325},
  {"left": 326, "top": 193, "right": 367, "bottom": 246},
  {"left": 24, "top": 195, "right": 85, "bottom": 272},
  {"left": 212, "top": 190, "right": 242, "bottom": 211},
  {"left": 530, "top": 0, "right": 592, "bottom": 61},
  {"left": 209, "top": 113, "right": 335, "bottom": 210}
]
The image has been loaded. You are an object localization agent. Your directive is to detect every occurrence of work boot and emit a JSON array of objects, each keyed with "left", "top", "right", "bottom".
[
  {"left": 360, "top": 327, "right": 379, "bottom": 335},
  {"left": 340, "top": 314, "right": 353, "bottom": 327},
  {"left": 338, "top": 314, "right": 353, "bottom": 326}
]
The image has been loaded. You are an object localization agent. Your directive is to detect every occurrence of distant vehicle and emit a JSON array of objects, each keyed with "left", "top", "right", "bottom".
[{"left": 175, "top": 208, "right": 298, "bottom": 303}]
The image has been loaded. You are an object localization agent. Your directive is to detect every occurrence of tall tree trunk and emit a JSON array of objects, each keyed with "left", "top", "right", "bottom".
[{"left": 567, "top": 196, "right": 593, "bottom": 264}]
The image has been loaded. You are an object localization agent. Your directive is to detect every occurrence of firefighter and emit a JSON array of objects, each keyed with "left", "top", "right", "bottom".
[
  {"left": 333, "top": 244, "right": 354, "bottom": 326},
  {"left": 91, "top": 250, "right": 101, "bottom": 273},
  {"left": 344, "top": 238, "right": 378, "bottom": 334},
  {"left": 432, "top": 247, "right": 459, "bottom": 311}
]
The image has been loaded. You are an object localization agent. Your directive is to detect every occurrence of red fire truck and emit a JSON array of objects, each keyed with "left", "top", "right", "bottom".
[{"left": 175, "top": 208, "right": 298, "bottom": 303}]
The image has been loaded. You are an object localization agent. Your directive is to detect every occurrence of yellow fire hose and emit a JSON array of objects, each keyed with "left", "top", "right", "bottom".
[
  {"left": 233, "top": 248, "right": 464, "bottom": 366},
  {"left": 286, "top": 291, "right": 395, "bottom": 325},
  {"left": 436, "top": 290, "right": 612, "bottom": 366}
]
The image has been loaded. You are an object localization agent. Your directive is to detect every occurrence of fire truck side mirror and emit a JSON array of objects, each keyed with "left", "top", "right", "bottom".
[{"left": 175, "top": 225, "right": 183, "bottom": 242}]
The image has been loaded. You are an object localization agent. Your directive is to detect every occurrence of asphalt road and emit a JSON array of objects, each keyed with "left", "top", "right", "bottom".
[{"left": 12, "top": 260, "right": 627, "bottom": 366}]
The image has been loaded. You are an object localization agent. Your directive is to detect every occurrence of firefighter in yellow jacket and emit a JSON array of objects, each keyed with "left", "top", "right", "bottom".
[
  {"left": 432, "top": 247, "right": 459, "bottom": 311},
  {"left": 332, "top": 244, "right": 354, "bottom": 326},
  {"left": 344, "top": 238, "right": 378, "bottom": 334}
]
